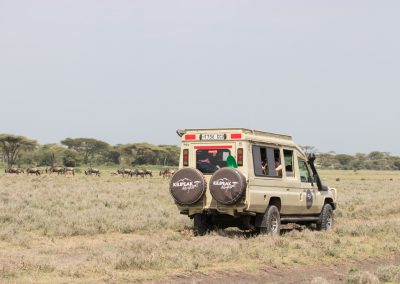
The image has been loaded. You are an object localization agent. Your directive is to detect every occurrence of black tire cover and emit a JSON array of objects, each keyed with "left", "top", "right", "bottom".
[
  {"left": 210, "top": 168, "right": 247, "bottom": 205},
  {"left": 169, "top": 168, "right": 206, "bottom": 205}
]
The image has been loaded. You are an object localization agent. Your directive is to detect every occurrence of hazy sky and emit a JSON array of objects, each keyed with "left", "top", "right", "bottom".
[{"left": 1, "top": 1, "right": 399, "bottom": 154}]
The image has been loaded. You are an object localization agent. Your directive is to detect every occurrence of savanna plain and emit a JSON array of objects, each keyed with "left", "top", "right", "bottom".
[{"left": 1, "top": 170, "right": 400, "bottom": 283}]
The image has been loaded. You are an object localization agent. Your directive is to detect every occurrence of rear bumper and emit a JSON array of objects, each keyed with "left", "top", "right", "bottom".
[{"left": 178, "top": 204, "right": 249, "bottom": 217}]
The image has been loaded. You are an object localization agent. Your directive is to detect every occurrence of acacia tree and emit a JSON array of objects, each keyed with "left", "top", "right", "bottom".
[
  {"left": 0, "top": 134, "right": 37, "bottom": 167},
  {"left": 61, "top": 138, "right": 109, "bottom": 164},
  {"left": 33, "top": 144, "right": 66, "bottom": 167},
  {"left": 300, "top": 145, "right": 317, "bottom": 155}
]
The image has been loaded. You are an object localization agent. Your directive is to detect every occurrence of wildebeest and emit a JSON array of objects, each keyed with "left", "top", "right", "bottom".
[
  {"left": 144, "top": 169, "right": 152, "bottom": 177},
  {"left": 26, "top": 168, "right": 41, "bottom": 176},
  {"left": 5, "top": 167, "right": 24, "bottom": 174},
  {"left": 117, "top": 168, "right": 132, "bottom": 177},
  {"left": 160, "top": 168, "right": 175, "bottom": 179},
  {"left": 48, "top": 166, "right": 64, "bottom": 175},
  {"left": 62, "top": 167, "right": 75, "bottom": 176},
  {"left": 85, "top": 167, "right": 100, "bottom": 176},
  {"left": 131, "top": 169, "right": 152, "bottom": 178},
  {"left": 131, "top": 169, "right": 145, "bottom": 178}
]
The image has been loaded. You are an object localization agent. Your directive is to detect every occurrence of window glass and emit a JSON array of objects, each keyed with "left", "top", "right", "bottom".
[
  {"left": 196, "top": 149, "right": 231, "bottom": 174},
  {"left": 283, "top": 150, "right": 294, "bottom": 177},
  {"left": 252, "top": 145, "right": 282, "bottom": 177},
  {"left": 299, "top": 160, "right": 312, "bottom": 182}
]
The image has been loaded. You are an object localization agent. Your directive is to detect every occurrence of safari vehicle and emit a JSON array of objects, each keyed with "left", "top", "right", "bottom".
[{"left": 170, "top": 128, "right": 337, "bottom": 236}]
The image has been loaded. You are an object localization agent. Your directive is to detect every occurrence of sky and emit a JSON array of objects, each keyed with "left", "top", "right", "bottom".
[{"left": 0, "top": 1, "right": 399, "bottom": 155}]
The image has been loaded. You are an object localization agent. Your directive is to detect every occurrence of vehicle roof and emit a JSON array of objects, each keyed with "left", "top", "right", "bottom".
[
  {"left": 182, "top": 128, "right": 306, "bottom": 156},
  {"left": 184, "top": 128, "right": 292, "bottom": 139}
]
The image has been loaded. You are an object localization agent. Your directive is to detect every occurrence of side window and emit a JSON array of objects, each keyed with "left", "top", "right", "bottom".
[
  {"left": 299, "top": 160, "right": 312, "bottom": 183},
  {"left": 252, "top": 145, "right": 282, "bottom": 177},
  {"left": 283, "top": 149, "right": 294, "bottom": 177}
]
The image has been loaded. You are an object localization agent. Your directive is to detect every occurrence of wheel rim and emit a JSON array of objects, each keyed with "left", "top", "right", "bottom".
[{"left": 271, "top": 213, "right": 279, "bottom": 234}]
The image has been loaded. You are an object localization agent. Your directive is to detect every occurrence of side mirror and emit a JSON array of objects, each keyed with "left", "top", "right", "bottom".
[{"left": 308, "top": 176, "right": 314, "bottom": 186}]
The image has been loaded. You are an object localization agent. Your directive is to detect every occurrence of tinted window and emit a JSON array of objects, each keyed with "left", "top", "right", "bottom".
[
  {"left": 299, "top": 160, "right": 312, "bottom": 182},
  {"left": 196, "top": 149, "right": 231, "bottom": 174},
  {"left": 283, "top": 149, "right": 294, "bottom": 177}
]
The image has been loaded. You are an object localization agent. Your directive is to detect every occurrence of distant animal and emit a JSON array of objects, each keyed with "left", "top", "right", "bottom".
[
  {"left": 63, "top": 167, "right": 75, "bottom": 176},
  {"left": 5, "top": 167, "right": 24, "bottom": 174},
  {"left": 160, "top": 168, "right": 175, "bottom": 179},
  {"left": 143, "top": 169, "right": 152, "bottom": 178},
  {"left": 132, "top": 169, "right": 145, "bottom": 178},
  {"left": 85, "top": 167, "right": 100, "bottom": 176},
  {"left": 26, "top": 168, "right": 41, "bottom": 176},
  {"left": 117, "top": 168, "right": 132, "bottom": 176},
  {"left": 48, "top": 167, "right": 64, "bottom": 175}
]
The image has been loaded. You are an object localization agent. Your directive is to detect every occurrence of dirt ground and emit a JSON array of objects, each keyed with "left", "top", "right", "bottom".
[{"left": 155, "top": 256, "right": 400, "bottom": 284}]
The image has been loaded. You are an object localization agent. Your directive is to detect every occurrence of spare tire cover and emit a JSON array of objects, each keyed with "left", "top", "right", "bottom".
[
  {"left": 169, "top": 168, "right": 206, "bottom": 205},
  {"left": 210, "top": 168, "right": 247, "bottom": 205}
]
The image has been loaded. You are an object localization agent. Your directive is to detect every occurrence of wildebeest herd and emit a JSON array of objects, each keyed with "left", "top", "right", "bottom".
[
  {"left": 5, "top": 166, "right": 76, "bottom": 176},
  {"left": 4, "top": 167, "right": 175, "bottom": 179}
]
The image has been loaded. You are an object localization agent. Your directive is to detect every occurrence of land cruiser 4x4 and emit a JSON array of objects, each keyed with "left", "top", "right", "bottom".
[{"left": 170, "top": 128, "right": 337, "bottom": 236}]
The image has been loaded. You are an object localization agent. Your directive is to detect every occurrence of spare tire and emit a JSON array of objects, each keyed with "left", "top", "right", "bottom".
[
  {"left": 169, "top": 168, "right": 206, "bottom": 205},
  {"left": 210, "top": 168, "right": 247, "bottom": 205}
]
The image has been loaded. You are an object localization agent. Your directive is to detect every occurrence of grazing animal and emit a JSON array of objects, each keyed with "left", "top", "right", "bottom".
[
  {"left": 48, "top": 167, "right": 64, "bottom": 175},
  {"left": 143, "top": 169, "right": 152, "bottom": 178},
  {"left": 132, "top": 169, "right": 145, "bottom": 178},
  {"left": 63, "top": 167, "right": 75, "bottom": 176},
  {"left": 85, "top": 167, "right": 100, "bottom": 176},
  {"left": 160, "top": 168, "right": 175, "bottom": 179},
  {"left": 5, "top": 168, "right": 24, "bottom": 174},
  {"left": 117, "top": 168, "right": 132, "bottom": 177},
  {"left": 26, "top": 168, "right": 41, "bottom": 176}
]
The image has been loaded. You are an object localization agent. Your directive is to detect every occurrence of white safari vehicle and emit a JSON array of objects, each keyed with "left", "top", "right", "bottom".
[{"left": 169, "top": 128, "right": 337, "bottom": 236}]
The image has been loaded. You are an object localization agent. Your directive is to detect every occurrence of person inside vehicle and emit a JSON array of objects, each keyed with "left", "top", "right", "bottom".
[
  {"left": 197, "top": 152, "right": 220, "bottom": 173},
  {"left": 261, "top": 161, "right": 268, "bottom": 175},
  {"left": 275, "top": 158, "right": 283, "bottom": 175}
]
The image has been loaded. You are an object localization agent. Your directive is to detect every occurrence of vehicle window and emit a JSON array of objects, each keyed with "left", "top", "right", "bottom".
[
  {"left": 252, "top": 145, "right": 281, "bottom": 177},
  {"left": 283, "top": 150, "right": 294, "bottom": 177},
  {"left": 196, "top": 149, "right": 231, "bottom": 174},
  {"left": 299, "top": 160, "right": 312, "bottom": 183}
]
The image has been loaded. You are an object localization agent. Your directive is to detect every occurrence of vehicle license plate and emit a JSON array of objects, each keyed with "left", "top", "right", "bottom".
[{"left": 201, "top": 134, "right": 226, "bottom": 140}]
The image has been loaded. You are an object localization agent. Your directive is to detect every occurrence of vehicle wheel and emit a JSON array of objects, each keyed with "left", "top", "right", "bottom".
[
  {"left": 316, "top": 204, "right": 333, "bottom": 231},
  {"left": 193, "top": 214, "right": 209, "bottom": 236},
  {"left": 257, "top": 205, "right": 281, "bottom": 236}
]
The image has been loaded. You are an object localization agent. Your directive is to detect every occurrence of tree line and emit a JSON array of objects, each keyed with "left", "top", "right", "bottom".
[
  {"left": 1, "top": 134, "right": 399, "bottom": 170},
  {"left": 301, "top": 146, "right": 400, "bottom": 171},
  {"left": 0, "top": 134, "right": 179, "bottom": 168}
]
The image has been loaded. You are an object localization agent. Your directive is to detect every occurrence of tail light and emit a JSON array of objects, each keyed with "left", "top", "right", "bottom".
[
  {"left": 183, "top": 149, "right": 189, "bottom": 167},
  {"left": 184, "top": 134, "right": 196, "bottom": 140},
  {"left": 237, "top": 148, "right": 243, "bottom": 166}
]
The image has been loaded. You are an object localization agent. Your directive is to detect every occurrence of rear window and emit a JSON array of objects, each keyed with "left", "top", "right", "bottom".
[{"left": 196, "top": 149, "right": 231, "bottom": 174}]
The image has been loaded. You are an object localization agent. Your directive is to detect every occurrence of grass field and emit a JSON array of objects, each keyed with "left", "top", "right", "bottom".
[{"left": 0, "top": 170, "right": 400, "bottom": 283}]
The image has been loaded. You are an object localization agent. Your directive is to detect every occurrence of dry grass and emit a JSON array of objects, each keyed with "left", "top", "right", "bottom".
[
  {"left": 311, "top": 263, "right": 400, "bottom": 283},
  {"left": 0, "top": 170, "right": 400, "bottom": 283}
]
